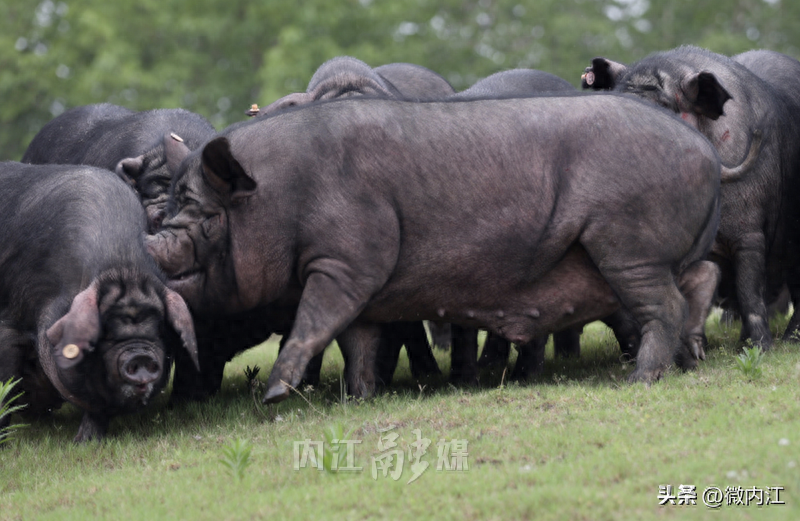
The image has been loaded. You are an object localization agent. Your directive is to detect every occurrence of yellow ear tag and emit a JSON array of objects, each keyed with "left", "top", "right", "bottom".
[{"left": 62, "top": 344, "right": 80, "bottom": 359}]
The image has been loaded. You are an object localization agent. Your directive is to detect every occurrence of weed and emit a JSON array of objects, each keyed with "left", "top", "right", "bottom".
[
  {"left": 322, "top": 422, "right": 356, "bottom": 473},
  {"left": 735, "top": 343, "right": 765, "bottom": 380},
  {"left": 219, "top": 438, "right": 253, "bottom": 481},
  {"left": 243, "top": 365, "right": 276, "bottom": 422},
  {"left": 0, "top": 377, "right": 27, "bottom": 447},
  {"left": 244, "top": 364, "right": 261, "bottom": 386}
]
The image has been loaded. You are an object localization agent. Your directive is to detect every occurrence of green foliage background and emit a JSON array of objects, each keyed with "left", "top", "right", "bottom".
[{"left": 1, "top": 0, "right": 798, "bottom": 160}]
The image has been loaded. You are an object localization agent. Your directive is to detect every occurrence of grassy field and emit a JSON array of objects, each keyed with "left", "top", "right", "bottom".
[{"left": 1, "top": 312, "right": 799, "bottom": 520}]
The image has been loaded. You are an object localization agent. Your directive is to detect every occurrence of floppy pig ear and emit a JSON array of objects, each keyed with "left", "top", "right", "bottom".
[
  {"left": 163, "top": 288, "right": 199, "bottom": 371},
  {"left": 681, "top": 71, "right": 732, "bottom": 120},
  {"left": 164, "top": 132, "right": 191, "bottom": 174},
  {"left": 259, "top": 92, "right": 314, "bottom": 116},
  {"left": 201, "top": 137, "right": 257, "bottom": 196},
  {"left": 46, "top": 281, "right": 101, "bottom": 370},
  {"left": 115, "top": 156, "right": 145, "bottom": 188},
  {"left": 581, "top": 58, "right": 627, "bottom": 90}
]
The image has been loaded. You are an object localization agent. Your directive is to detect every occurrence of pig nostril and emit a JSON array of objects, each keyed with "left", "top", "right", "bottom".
[
  {"left": 122, "top": 355, "right": 161, "bottom": 384},
  {"left": 150, "top": 210, "right": 166, "bottom": 231}
]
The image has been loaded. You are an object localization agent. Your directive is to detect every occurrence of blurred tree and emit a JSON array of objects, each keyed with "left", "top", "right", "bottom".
[{"left": 0, "top": 0, "right": 797, "bottom": 160}]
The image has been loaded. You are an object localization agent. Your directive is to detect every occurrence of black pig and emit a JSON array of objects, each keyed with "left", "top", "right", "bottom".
[
  {"left": 582, "top": 46, "right": 800, "bottom": 350},
  {"left": 147, "top": 94, "right": 721, "bottom": 403},
  {"left": 21, "top": 103, "right": 215, "bottom": 232},
  {"left": 0, "top": 163, "right": 197, "bottom": 442}
]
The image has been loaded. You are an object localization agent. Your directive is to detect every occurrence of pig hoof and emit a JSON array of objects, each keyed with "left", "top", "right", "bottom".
[
  {"left": 626, "top": 367, "right": 663, "bottom": 385},
  {"left": 687, "top": 336, "right": 706, "bottom": 361},
  {"left": 74, "top": 412, "right": 108, "bottom": 443},
  {"left": 262, "top": 382, "right": 291, "bottom": 404},
  {"left": 782, "top": 328, "right": 800, "bottom": 343}
]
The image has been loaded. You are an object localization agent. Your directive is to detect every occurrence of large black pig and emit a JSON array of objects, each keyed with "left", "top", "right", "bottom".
[
  {"left": 581, "top": 46, "right": 800, "bottom": 350},
  {"left": 0, "top": 163, "right": 198, "bottom": 442},
  {"left": 21, "top": 103, "right": 215, "bottom": 232},
  {"left": 147, "top": 94, "right": 721, "bottom": 403}
]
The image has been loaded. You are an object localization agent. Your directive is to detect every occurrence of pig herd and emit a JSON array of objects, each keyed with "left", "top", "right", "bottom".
[{"left": 1, "top": 46, "right": 799, "bottom": 442}]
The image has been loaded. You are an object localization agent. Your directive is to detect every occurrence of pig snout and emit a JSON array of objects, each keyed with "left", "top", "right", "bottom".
[
  {"left": 144, "top": 230, "right": 190, "bottom": 277},
  {"left": 118, "top": 351, "right": 162, "bottom": 388},
  {"left": 147, "top": 208, "right": 166, "bottom": 233}
]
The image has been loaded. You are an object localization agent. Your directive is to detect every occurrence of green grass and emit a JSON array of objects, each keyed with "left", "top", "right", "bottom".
[{"left": 1, "top": 312, "right": 799, "bottom": 520}]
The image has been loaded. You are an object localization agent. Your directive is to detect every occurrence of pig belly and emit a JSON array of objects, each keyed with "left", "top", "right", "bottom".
[
  {"left": 368, "top": 245, "right": 621, "bottom": 345},
  {"left": 482, "top": 245, "right": 621, "bottom": 344}
]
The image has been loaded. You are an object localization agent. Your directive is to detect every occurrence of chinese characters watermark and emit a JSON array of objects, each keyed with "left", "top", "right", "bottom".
[
  {"left": 659, "top": 484, "right": 785, "bottom": 508},
  {"left": 293, "top": 426, "right": 469, "bottom": 483}
]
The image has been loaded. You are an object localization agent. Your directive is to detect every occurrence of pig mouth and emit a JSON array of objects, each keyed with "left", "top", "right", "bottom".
[{"left": 166, "top": 267, "right": 204, "bottom": 291}]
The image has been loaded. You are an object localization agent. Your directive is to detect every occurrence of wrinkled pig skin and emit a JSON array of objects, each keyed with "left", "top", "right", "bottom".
[
  {"left": 21, "top": 103, "right": 215, "bottom": 232},
  {"left": 148, "top": 94, "right": 721, "bottom": 404},
  {"left": 0, "top": 163, "right": 197, "bottom": 442},
  {"left": 582, "top": 46, "right": 800, "bottom": 350}
]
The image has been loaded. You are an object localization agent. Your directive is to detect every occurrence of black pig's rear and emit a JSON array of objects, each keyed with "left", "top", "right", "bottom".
[{"left": 0, "top": 163, "right": 197, "bottom": 442}]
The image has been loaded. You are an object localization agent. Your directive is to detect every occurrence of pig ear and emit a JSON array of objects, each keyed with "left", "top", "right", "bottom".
[
  {"left": 258, "top": 92, "right": 314, "bottom": 116},
  {"left": 201, "top": 137, "right": 257, "bottom": 196},
  {"left": 115, "top": 156, "right": 145, "bottom": 188},
  {"left": 164, "top": 133, "right": 191, "bottom": 174},
  {"left": 681, "top": 71, "right": 732, "bottom": 120},
  {"left": 46, "top": 282, "right": 101, "bottom": 370},
  {"left": 163, "top": 288, "right": 199, "bottom": 371},
  {"left": 581, "top": 57, "right": 627, "bottom": 90}
]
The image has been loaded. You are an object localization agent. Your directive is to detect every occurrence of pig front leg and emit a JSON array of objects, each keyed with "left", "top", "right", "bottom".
[
  {"left": 553, "top": 328, "right": 581, "bottom": 358},
  {"left": 450, "top": 325, "right": 479, "bottom": 385},
  {"left": 74, "top": 410, "right": 110, "bottom": 443},
  {"left": 401, "top": 321, "right": 441, "bottom": 378},
  {"left": 477, "top": 332, "right": 511, "bottom": 369},
  {"left": 262, "top": 272, "right": 376, "bottom": 404},
  {"left": 170, "top": 335, "right": 226, "bottom": 404},
  {"left": 510, "top": 336, "right": 547, "bottom": 381},
  {"left": 375, "top": 322, "right": 439, "bottom": 386}
]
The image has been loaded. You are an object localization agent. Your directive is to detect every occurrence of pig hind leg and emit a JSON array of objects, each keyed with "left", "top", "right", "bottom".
[
  {"left": 677, "top": 260, "right": 721, "bottom": 363},
  {"left": 600, "top": 265, "right": 689, "bottom": 383},
  {"left": 732, "top": 232, "right": 772, "bottom": 349}
]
